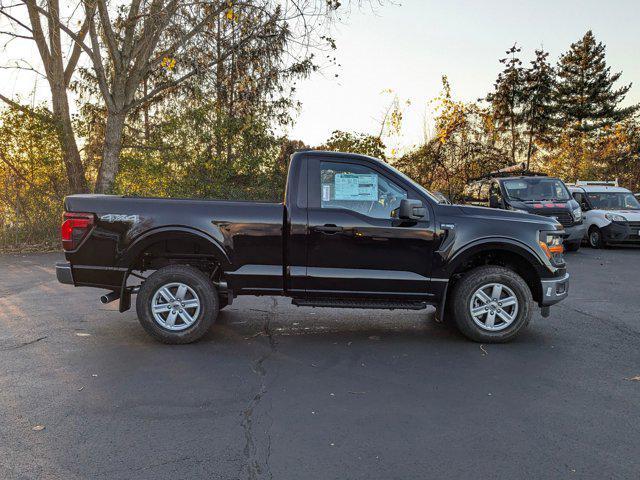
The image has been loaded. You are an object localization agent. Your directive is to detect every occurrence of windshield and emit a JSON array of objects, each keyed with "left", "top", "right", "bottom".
[
  {"left": 587, "top": 192, "right": 640, "bottom": 210},
  {"left": 502, "top": 178, "right": 571, "bottom": 202}
]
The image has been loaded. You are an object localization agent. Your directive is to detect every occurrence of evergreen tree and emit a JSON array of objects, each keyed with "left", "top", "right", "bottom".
[
  {"left": 554, "top": 30, "right": 638, "bottom": 133},
  {"left": 522, "top": 49, "right": 555, "bottom": 168},
  {"left": 486, "top": 44, "right": 525, "bottom": 163}
]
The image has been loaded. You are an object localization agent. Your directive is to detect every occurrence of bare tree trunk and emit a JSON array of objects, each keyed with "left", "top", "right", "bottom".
[
  {"left": 49, "top": 82, "right": 88, "bottom": 193},
  {"left": 95, "top": 111, "right": 125, "bottom": 193}
]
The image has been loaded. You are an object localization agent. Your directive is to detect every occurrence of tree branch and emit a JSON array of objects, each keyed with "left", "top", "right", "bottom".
[
  {"left": 64, "top": 3, "right": 94, "bottom": 86},
  {"left": 0, "top": 93, "right": 54, "bottom": 123},
  {"left": 96, "top": 0, "right": 122, "bottom": 68},
  {"left": 23, "top": 0, "right": 52, "bottom": 72},
  {"left": 86, "top": 9, "right": 115, "bottom": 111}
]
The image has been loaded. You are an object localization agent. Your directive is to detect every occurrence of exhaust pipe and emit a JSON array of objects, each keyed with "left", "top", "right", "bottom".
[{"left": 100, "top": 291, "right": 120, "bottom": 304}]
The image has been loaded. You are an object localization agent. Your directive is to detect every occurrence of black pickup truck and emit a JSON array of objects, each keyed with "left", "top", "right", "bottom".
[{"left": 57, "top": 150, "right": 569, "bottom": 344}]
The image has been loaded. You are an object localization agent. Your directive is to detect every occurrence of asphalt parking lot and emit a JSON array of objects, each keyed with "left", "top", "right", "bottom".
[{"left": 1, "top": 247, "right": 639, "bottom": 479}]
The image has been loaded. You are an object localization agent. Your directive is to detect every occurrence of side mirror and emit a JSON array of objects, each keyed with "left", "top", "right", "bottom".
[
  {"left": 489, "top": 194, "right": 501, "bottom": 209},
  {"left": 399, "top": 199, "right": 426, "bottom": 220}
]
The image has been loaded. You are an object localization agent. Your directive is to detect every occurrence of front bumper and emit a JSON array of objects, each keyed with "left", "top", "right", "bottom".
[
  {"left": 564, "top": 223, "right": 587, "bottom": 243},
  {"left": 602, "top": 221, "right": 638, "bottom": 243},
  {"left": 56, "top": 262, "right": 74, "bottom": 285},
  {"left": 540, "top": 273, "right": 569, "bottom": 306}
]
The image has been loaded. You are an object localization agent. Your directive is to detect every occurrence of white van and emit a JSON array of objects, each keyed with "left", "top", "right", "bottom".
[{"left": 568, "top": 181, "right": 640, "bottom": 248}]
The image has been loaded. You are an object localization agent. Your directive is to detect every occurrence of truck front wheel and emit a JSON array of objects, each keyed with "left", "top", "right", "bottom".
[
  {"left": 588, "top": 226, "right": 604, "bottom": 248},
  {"left": 451, "top": 266, "right": 533, "bottom": 343},
  {"left": 136, "top": 265, "right": 219, "bottom": 344}
]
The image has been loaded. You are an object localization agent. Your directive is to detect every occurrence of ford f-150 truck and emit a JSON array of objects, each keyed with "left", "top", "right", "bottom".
[{"left": 56, "top": 150, "right": 569, "bottom": 344}]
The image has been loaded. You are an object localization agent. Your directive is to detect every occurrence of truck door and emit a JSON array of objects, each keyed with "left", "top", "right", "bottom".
[{"left": 303, "top": 156, "right": 437, "bottom": 301}]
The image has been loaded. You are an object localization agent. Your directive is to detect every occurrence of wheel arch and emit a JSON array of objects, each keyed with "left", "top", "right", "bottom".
[
  {"left": 118, "top": 226, "right": 232, "bottom": 271},
  {"left": 437, "top": 239, "right": 545, "bottom": 320}
]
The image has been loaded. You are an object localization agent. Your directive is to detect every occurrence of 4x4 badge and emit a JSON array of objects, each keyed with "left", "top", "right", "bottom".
[{"left": 100, "top": 214, "right": 139, "bottom": 223}]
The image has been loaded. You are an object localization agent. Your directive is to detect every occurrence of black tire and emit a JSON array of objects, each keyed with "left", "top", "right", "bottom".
[
  {"left": 136, "top": 265, "right": 218, "bottom": 344},
  {"left": 588, "top": 226, "right": 604, "bottom": 248},
  {"left": 451, "top": 266, "right": 533, "bottom": 343},
  {"left": 565, "top": 241, "right": 581, "bottom": 252}
]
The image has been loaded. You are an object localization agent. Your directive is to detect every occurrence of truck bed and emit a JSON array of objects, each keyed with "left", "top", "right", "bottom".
[{"left": 63, "top": 194, "right": 285, "bottom": 293}]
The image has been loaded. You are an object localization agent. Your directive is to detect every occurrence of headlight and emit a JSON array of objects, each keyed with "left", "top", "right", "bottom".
[
  {"left": 604, "top": 213, "right": 627, "bottom": 222},
  {"left": 539, "top": 230, "right": 564, "bottom": 263},
  {"left": 572, "top": 207, "right": 582, "bottom": 221}
]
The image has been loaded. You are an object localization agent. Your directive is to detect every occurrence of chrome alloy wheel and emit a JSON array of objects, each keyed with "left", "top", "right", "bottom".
[
  {"left": 151, "top": 282, "right": 201, "bottom": 331},
  {"left": 469, "top": 282, "right": 519, "bottom": 332}
]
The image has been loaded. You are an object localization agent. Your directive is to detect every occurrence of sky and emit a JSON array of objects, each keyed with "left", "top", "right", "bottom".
[
  {"left": 1, "top": 0, "right": 639, "bottom": 151},
  {"left": 286, "top": 0, "right": 640, "bottom": 149}
]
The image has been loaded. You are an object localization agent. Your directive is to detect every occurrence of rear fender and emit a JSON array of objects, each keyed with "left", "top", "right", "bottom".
[
  {"left": 115, "top": 227, "right": 231, "bottom": 312},
  {"left": 117, "top": 226, "right": 232, "bottom": 271}
]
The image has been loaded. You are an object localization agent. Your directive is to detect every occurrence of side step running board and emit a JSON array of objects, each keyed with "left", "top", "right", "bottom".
[{"left": 292, "top": 298, "right": 428, "bottom": 310}]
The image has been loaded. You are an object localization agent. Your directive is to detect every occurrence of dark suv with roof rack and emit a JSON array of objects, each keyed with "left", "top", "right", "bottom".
[{"left": 464, "top": 166, "right": 586, "bottom": 251}]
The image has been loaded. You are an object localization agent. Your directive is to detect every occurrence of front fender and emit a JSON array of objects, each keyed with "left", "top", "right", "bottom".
[{"left": 443, "top": 237, "right": 551, "bottom": 278}]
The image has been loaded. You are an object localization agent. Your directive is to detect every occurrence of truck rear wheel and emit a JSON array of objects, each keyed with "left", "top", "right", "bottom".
[
  {"left": 136, "top": 265, "right": 219, "bottom": 344},
  {"left": 451, "top": 266, "right": 533, "bottom": 343}
]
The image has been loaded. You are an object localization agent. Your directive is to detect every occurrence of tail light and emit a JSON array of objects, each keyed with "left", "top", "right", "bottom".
[{"left": 61, "top": 212, "right": 95, "bottom": 251}]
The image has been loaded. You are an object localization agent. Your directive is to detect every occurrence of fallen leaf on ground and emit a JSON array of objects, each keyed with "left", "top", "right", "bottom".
[
  {"left": 75, "top": 332, "right": 91, "bottom": 337},
  {"left": 627, "top": 376, "right": 640, "bottom": 381},
  {"left": 32, "top": 425, "right": 45, "bottom": 431}
]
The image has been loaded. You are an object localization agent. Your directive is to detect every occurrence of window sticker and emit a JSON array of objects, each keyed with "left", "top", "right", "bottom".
[
  {"left": 322, "top": 184, "right": 331, "bottom": 202},
  {"left": 334, "top": 173, "right": 378, "bottom": 201}
]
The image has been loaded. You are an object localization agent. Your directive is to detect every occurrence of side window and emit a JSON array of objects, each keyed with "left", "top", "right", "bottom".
[
  {"left": 573, "top": 192, "right": 587, "bottom": 209},
  {"left": 319, "top": 161, "right": 407, "bottom": 219},
  {"left": 489, "top": 182, "right": 502, "bottom": 200}
]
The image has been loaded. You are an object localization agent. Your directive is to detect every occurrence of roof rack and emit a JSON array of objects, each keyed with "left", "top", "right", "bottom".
[
  {"left": 469, "top": 162, "right": 548, "bottom": 182},
  {"left": 575, "top": 179, "right": 619, "bottom": 187}
]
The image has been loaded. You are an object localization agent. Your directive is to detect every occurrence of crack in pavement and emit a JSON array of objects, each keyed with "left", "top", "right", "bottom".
[
  {"left": 241, "top": 297, "right": 277, "bottom": 480},
  {"left": 557, "top": 303, "right": 640, "bottom": 341},
  {"left": 0, "top": 336, "right": 47, "bottom": 351}
]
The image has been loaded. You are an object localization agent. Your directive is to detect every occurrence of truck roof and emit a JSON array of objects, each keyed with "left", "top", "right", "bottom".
[
  {"left": 568, "top": 185, "right": 631, "bottom": 194},
  {"left": 295, "top": 150, "right": 380, "bottom": 162},
  {"left": 496, "top": 176, "right": 560, "bottom": 182}
]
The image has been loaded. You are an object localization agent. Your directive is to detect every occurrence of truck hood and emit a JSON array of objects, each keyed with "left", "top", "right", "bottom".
[
  {"left": 457, "top": 205, "right": 562, "bottom": 229},
  {"left": 592, "top": 209, "right": 640, "bottom": 221}
]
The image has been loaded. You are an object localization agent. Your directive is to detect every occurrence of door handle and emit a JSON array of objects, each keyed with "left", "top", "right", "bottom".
[{"left": 313, "top": 224, "right": 344, "bottom": 234}]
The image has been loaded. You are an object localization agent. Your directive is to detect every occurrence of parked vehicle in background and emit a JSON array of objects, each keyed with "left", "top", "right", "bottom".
[
  {"left": 55, "top": 151, "right": 570, "bottom": 345},
  {"left": 568, "top": 180, "right": 640, "bottom": 248},
  {"left": 464, "top": 164, "right": 586, "bottom": 251}
]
